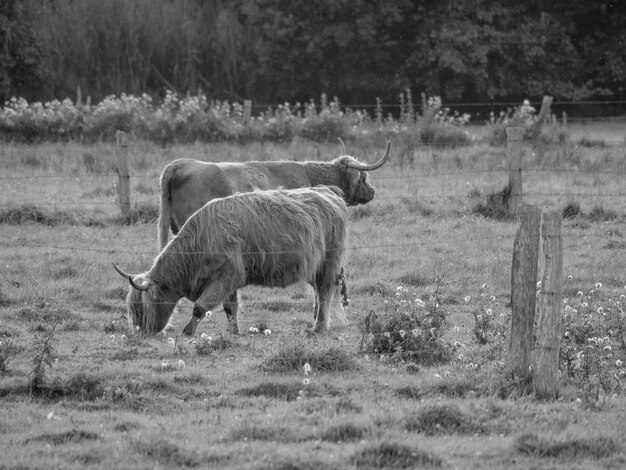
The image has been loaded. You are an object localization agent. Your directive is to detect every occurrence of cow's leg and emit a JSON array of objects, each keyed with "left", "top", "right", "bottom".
[
  {"left": 223, "top": 290, "right": 239, "bottom": 334},
  {"left": 181, "top": 282, "right": 231, "bottom": 336},
  {"left": 312, "top": 271, "right": 334, "bottom": 333},
  {"left": 312, "top": 286, "right": 320, "bottom": 323},
  {"left": 336, "top": 267, "right": 350, "bottom": 306}
]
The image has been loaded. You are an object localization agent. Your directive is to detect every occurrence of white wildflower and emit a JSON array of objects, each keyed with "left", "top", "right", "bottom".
[{"left": 264, "top": 329, "right": 272, "bottom": 335}]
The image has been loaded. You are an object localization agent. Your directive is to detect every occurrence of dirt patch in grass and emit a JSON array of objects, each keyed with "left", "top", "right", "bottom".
[
  {"left": 234, "top": 382, "right": 304, "bottom": 401},
  {"left": 25, "top": 428, "right": 99, "bottom": 445},
  {"left": 235, "top": 381, "right": 340, "bottom": 401},
  {"left": 228, "top": 424, "right": 306, "bottom": 443},
  {"left": 350, "top": 442, "right": 442, "bottom": 468},
  {"left": 395, "top": 385, "right": 423, "bottom": 400},
  {"left": 514, "top": 432, "right": 620, "bottom": 459},
  {"left": 320, "top": 422, "right": 368, "bottom": 442},
  {"left": 133, "top": 437, "right": 201, "bottom": 468},
  {"left": 405, "top": 404, "right": 487, "bottom": 436},
  {"left": 255, "top": 454, "right": 338, "bottom": 470}
]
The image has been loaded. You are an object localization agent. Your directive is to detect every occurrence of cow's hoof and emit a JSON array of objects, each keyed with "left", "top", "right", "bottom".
[{"left": 182, "top": 322, "right": 196, "bottom": 336}]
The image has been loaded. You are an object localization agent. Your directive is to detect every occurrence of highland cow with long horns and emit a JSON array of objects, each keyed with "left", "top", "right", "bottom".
[
  {"left": 114, "top": 186, "right": 349, "bottom": 335},
  {"left": 157, "top": 142, "right": 390, "bottom": 248}
]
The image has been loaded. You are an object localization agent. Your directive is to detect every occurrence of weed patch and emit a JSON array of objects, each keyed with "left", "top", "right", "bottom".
[
  {"left": 261, "top": 338, "right": 358, "bottom": 373},
  {"left": 0, "top": 204, "right": 81, "bottom": 226},
  {"left": 588, "top": 205, "right": 618, "bottom": 222},
  {"left": 471, "top": 184, "right": 511, "bottom": 220},
  {"left": 562, "top": 201, "right": 582, "bottom": 219}
]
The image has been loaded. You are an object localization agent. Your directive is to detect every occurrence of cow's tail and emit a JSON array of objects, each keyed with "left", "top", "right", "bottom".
[{"left": 157, "top": 162, "right": 176, "bottom": 250}]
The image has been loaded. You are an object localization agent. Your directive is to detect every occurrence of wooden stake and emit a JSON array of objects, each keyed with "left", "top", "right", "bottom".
[
  {"left": 115, "top": 131, "right": 130, "bottom": 220},
  {"left": 509, "top": 205, "right": 541, "bottom": 385},
  {"left": 506, "top": 127, "right": 525, "bottom": 217},
  {"left": 243, "top": 100, "right": 252, "bottom": 125},
  {"left": 533, "top": 212, "right": 563, "bottom": 399}
]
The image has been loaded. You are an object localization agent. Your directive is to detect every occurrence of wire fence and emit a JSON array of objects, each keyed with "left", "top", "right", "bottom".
[{"left": 1, "top": 136, "right": 624, "bottom": 340}]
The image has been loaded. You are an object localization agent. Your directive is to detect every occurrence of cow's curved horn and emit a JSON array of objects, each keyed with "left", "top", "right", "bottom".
[
  {"left": 338, "top": 137, "right": 346, "bottom": 156},
  {"left": 346, "top": 141, "right": 390, "bottom": 171},
  {"left": 112, "top": 263, "right": 149, "bottom": 291}
]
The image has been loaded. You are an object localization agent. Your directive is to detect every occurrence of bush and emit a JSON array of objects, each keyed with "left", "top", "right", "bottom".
[
  {"left": 560, "top": 283, "right": 626, "bottom": 398},
  {"left": 299, "top": 96, "right": 352, "bottom": 143},
  {"left": 358, "top": 285, "right": 451, "bottom": 366}
]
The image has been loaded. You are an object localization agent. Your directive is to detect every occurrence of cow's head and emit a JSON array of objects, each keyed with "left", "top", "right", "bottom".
[
  {"left": 335, "top": 142, "right": 390, "bottom": 205},
  {"left": 113, "top": 264, "right": 180, "bottom": 333}
]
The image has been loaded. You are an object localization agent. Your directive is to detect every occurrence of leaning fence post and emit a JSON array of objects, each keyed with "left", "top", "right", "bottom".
[
  {"left": 506, "top": 127, "right": 525, "bottom": 217},
  {"left": 533, "top": 211, "right": 563, "bottom": 399},
  {"left": 115, "top": 130, "right": 131, "bottom": 220},
  {"left": 509, "top": 204, "right": 541, "bottom": 386}
]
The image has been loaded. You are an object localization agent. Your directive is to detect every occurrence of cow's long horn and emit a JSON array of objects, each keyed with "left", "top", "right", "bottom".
[
  {"left": 112, "top": 263, "right": 150, "bottom": 291},
  {"left": 338, "top": 137, "right": 347, "bottom": 156},
  {"left": 346, "top": 141, "right": 390, "bottom": 171}
]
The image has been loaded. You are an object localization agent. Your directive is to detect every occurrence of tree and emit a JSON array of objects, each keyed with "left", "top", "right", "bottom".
[{"left": 0, "top": 0, "right": 41, "bottom": 102}]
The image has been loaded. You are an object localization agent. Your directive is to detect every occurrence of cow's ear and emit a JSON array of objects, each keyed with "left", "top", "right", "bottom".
[{"left": 147, "top": 284, "right": 161, "bottom": 302}]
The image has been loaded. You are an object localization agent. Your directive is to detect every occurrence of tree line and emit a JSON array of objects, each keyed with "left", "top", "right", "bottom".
[{"left": 2, "top": 0, "right": 625, "bottom": 109}]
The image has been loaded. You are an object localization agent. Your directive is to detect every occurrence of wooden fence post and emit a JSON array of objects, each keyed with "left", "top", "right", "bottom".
[
  {"left": 243, "top": 100, "right": 252, "bottom": 125},
  {"left": 509, "top": 205, "right": 541, "bottom": 385},
  {"left": 533, "top": 211, "right": 563, "bottom": 399},
  {"left": 506, "top": 127, "right": 525, "bottom": 217},
  {"left": 115, "top": 130, "right": 131, "bottom": 220}
]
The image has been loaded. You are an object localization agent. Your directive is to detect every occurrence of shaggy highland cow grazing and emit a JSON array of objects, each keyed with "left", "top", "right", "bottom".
[{"left": 114, "top": 186, "right": 349, "bottom": 335}]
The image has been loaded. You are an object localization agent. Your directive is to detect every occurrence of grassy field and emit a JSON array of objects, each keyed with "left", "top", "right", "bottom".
[{"left": 1, "top": 127, "right": 626, "bottom": 469}]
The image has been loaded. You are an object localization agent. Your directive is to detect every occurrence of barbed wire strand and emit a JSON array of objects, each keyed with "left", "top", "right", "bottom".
[
  {"left": 0, "top": 231, "right": 619, "bottom": 257},
  {"left": 3, "top": 165, "right": 626, "bottom": 182}
]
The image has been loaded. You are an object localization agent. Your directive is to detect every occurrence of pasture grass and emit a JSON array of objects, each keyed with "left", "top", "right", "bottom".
[{"left": 1, "top": 131, "right": 626, "bottom": 468}]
